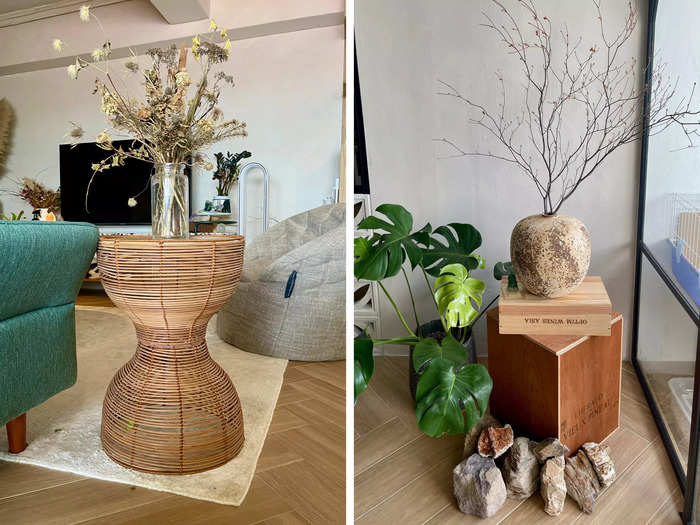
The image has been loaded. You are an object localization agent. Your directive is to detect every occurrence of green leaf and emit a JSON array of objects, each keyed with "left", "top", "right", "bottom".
[
  {"left": 354, "top": 204, "right": 431, "bottom": 281},
  {"left": 493, "top": 261, "right": 518, "bottom": 290},
  {"left": 414, "top": 358, "right": 492, "bottom": 437},
  {"left": 421, "top": 223, "right": 483, "bottom": 277},
  {"left": 433, "top": 264, "right": 486, "bottom": 329},
  {"left": 354, "top": 337, "right": 374, "bottom": 404},
  {"left": 412, "top": 335, "right": 466, "bottom": 374}
]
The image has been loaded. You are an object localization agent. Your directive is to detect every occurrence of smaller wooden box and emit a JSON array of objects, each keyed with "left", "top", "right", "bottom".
[
  {"left": 498, "top": 276, "right": 612, "bottom": 336},
  {"left": 487, "top": 308, "right": 622, "bottom": 455}
]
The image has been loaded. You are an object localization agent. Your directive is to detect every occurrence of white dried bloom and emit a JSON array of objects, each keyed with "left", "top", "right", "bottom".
[
  {"left": 175, "top": 71, "right": 190, "bottom": 87},
  {"left": 67, "top": 63, "right": 79, "bottom": 80},
  {"left": 52, "top": 39, "right": 64, "bottom": 53},
  {"left": 96, "top": 130, "right": 111, "bottom": 145},
  {"left": 127, "top": 197, "right": 137, "bottom": 207},
  {"left": 91, "top": 48, "right": 105, "bottom": 61},
  {"left": 79, "top": 5, "right": 90, "bottom": 22}
]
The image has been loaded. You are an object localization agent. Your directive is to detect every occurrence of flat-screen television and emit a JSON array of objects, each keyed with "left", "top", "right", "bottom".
[{"left": 60, "top": 140, "right": 154, "bottom": 224}]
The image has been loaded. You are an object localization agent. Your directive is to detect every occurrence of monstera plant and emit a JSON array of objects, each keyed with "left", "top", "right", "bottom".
[{"left": 354, "top": 203, "right": 496, "bottom": 438}]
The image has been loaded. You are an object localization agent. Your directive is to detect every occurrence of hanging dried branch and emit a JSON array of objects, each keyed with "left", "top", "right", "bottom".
[{"left": 437, "top": 0, "right": 700, "bottom": 215}]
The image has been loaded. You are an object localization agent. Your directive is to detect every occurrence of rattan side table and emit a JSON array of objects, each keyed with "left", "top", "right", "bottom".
[{"left": 97, "top": 234, "right": 246, "bottom": 474}]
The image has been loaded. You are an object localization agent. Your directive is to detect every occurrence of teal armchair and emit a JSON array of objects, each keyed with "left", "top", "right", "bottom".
[{"left": 0, "top": 221, "right": 98, "bottom": 453}]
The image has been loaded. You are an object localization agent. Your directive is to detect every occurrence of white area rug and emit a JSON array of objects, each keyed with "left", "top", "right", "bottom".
[{"left": 0, "top": 306, "right": 287, "bottom": 506}]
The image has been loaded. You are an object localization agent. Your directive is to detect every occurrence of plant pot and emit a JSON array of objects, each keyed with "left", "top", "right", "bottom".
[
  {"left": 408, "top": 319, "right": 477, "bottom": 400},
  {"left": 510, "top": 213, "right": 590, "bottom": 298},
  {"left": 212, "top": 195, "right": 232, "bottom": 214},
  {"left": 151, "top": 162, "right": 189, "bottom": 239}
]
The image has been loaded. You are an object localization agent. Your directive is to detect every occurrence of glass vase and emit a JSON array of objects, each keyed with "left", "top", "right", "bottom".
[{"left": 151, "top": 163, "right": 189, "bottom": 239}]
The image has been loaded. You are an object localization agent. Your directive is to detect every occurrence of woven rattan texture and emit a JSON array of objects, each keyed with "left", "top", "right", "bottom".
[{"left": 97, "top": 235, "right": 246, "bottom": 474}]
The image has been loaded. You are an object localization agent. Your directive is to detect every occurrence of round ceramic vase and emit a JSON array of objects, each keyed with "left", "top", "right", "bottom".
[{"left": 510, "top": 213, "right": 591, "bottom": 298}]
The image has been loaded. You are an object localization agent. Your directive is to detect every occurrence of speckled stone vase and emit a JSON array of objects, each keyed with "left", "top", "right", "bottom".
[{"left": 510, "top": 214, "right": 590, "bottom": 298}]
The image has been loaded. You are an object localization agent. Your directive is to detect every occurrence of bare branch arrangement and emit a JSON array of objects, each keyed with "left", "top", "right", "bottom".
[{"left": 437, "top": 0, "right": 700, "bottom": 215}]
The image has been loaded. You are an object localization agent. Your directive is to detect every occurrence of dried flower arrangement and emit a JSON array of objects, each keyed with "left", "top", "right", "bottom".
[
  {"left": 3, "top": 178, "right": 60, "bottom": 212},
  {"left": 54, "top": 7, "right": 248, "bottom": 236},
  {"left": 55, "top": 8, "right": 247, "bottom": 173},
  {"left": 212, "top": 150, "right": 251, "bottom": 196}
]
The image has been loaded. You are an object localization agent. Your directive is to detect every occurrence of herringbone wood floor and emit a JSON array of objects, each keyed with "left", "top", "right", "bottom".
[
  {"left": 0, "top": 291, "right": 346, "bottom": 524},
  {"left": 355, "top": 356, "right": 683, "bottom": 524}
]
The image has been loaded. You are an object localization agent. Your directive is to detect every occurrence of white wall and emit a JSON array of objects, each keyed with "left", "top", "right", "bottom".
[
  {"left": 0, "top": 1, "right": 344, "bottom": 240},
  {"left": 356, "top": 0, "right": 647, "bottom": 358}
]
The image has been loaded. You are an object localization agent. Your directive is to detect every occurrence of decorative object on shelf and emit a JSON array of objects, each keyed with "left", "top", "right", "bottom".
[
  {"left": 354, "top": 203, "right": 497, "bottom": 438},
  {"left": 511, "top": 214, "right": 590, "bottom": 298},
  {"left": 97, "top": 234, "right": 245, "bottom": 474},
  {"left": 487, "top": 308, "right": 623, "bottom": 453},
  {"left": 498, "top": 276, "right": 612, "bottom": 336},
  {"left": 2, "top": 177, "right": 61, "bottom": 219},
  {"left": 438, "top": 0, "right": 700, "bottom": 298},
  {"left": 237, "top": 162, "right": 270, "bottom": 237},
  {"left": 209, "top": 149, "right": 252, "bottom": 216},
  {"left": 669, "top": 193, "right": 700, "bottom": 307},
  {"left": 56, "top": 9, "right": 248, "bottom": 239}
]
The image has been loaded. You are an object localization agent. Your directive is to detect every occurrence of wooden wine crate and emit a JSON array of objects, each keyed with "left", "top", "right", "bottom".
[
  {"left": 498, "top": 276, "right": 612, "bottom": 336},
  {"left": 487, "top": 308, "right": 622, "bottom": 455}
]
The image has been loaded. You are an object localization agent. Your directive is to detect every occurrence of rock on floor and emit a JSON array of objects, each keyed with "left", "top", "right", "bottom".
[
  {"left": 477, "top": 424, "right": 514, "bottom": 459},
  {"left": 582, "top": 442, "right": 616, "bottom": 488},
  {"left": 540, "top": 456, "right": 567, "bottom": 516},
  {"left": 503, "top": 437, "right": 539, "bottom": 499},
  {"left": 463, "top": 414, "right": 500, "bottom": 459},
  {"left": 533, "top": 437, "right": 569, "bottom": 464},
  {"left": 565, "top": 450, "right": 602, "bottom": 513},
  {"left": 453, "top": 453, "right": 507, "bottom": 518}
]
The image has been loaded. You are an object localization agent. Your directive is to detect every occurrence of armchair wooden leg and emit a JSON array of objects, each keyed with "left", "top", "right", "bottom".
[{"left": 6, "top": 413, "right": 27, "bottom": 454}]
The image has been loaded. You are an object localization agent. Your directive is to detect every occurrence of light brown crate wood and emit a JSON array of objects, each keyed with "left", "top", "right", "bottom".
[
  {"left": 498, "top": 276, "right": 612, "bottom": 336},
  {"left": 487, "top": 308, "right": 623, "bottom": 455}
]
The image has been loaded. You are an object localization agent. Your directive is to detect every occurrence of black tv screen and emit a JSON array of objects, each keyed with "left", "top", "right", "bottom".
[{"left": 60, "top": 140, "right": 153, "bottom": 224}]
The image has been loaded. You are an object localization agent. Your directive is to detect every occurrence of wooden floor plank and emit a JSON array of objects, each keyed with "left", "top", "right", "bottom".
[
  {"left": 646, "top": 488, "right": 683, "bottom": 525},
  {"left": 355, "top": 433, "right": 462, "bottom": 517},
  {"left": 0, "top": 478, "right": 169, "bottom": 525},
  {"left": 76, "top": 478, "right": 291, "bottom": 525},
  {"left": 258, "top": 510, "right": 311, "bottom": 524},
  {"left": 354, "top": 417, "right": 413, "bottom": 475},
  {"left": 260, "top": 459, "right": 345, "bottom": 524},
  {"left": 354, "top": 385, "right": 396, "bottom": 437},
  {"left": 268, "top": 405, "right": 309, "bottom": 434},
  {"left": 0, "top": 462, "right": 85, "bottom": 501}
]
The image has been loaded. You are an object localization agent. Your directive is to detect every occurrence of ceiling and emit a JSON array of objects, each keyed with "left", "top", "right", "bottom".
[{"left": 0, "top": 0, "right": 62, "bottom": 15}]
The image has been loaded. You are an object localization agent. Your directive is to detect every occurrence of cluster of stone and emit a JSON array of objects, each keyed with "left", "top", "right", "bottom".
[{"left": 454, "top": 423, "right": 616, "bottom": 519}]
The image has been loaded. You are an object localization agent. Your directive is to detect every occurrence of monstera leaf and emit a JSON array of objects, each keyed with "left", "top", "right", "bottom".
[
  {"left": 354, "top": 204, "right": 431, "bottom": 281},
  {"left": 412, "top": 335, "right": 466, "bottom": 373},
  {"left": 414, "top": 343, "right": 492, "bottom": 437},
  {"left": 354, "top": 337, "right": 374, "bottom": 404},
  {"left": 421, "top": 223, "right": 484, "bottom": 277},
  {"left": 433, "top": 264, "right": 486, "bottom": 329}
]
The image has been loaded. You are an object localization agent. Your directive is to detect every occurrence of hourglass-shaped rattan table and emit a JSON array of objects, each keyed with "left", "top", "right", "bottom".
[{"left": 97, "top": 234, "right": 245, "bottom": 474}]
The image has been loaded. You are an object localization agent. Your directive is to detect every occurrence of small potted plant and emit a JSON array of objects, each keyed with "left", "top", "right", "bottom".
[
  {"left": 354, "top": 203, "right": 499, "bottom": 438},
  {"left": 210, "top": 150, "right": 252, "bottom": 214},
  {"left": 2, "top": 178, "right": 60, "bottom": 220}
]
